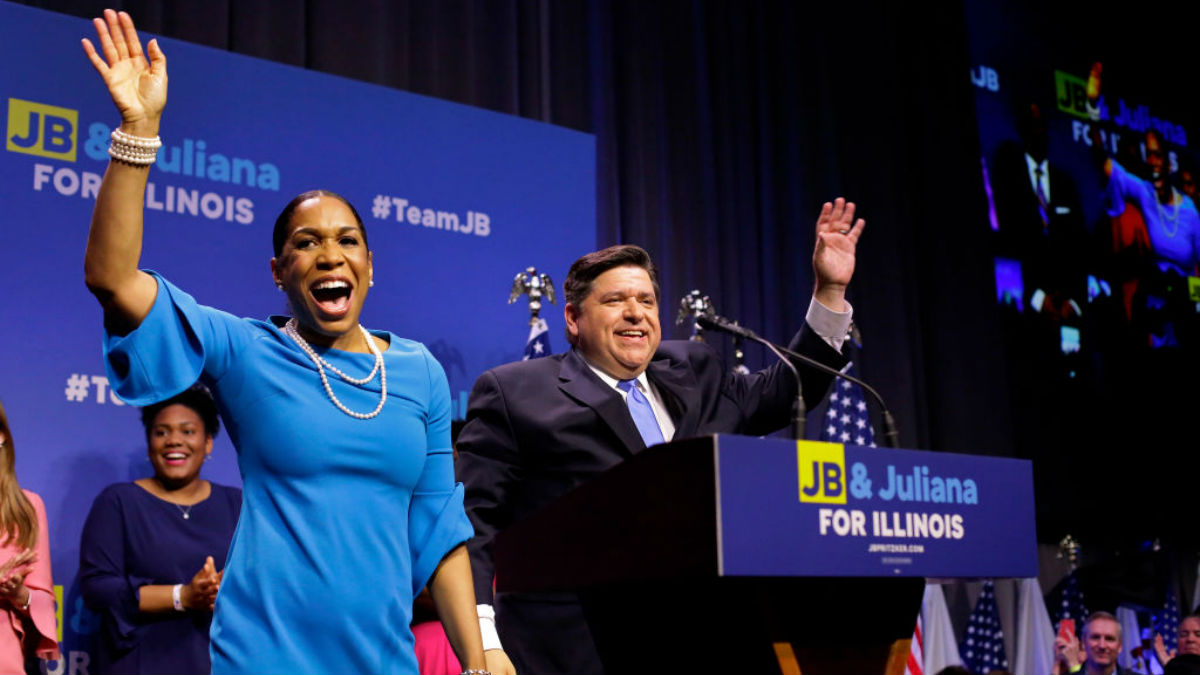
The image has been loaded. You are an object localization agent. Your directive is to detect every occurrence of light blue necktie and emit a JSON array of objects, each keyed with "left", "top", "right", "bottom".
[{"left": 617, "top": 379, "right": 665, "bottom": 447}]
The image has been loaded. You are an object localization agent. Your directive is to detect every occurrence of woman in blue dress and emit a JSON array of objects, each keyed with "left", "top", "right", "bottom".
[
  {"left": 81, "top": 10, "right": 492, "bottom": 675},
  {"left": 80, "top": 386, "right": 241, "bottom": 674}
]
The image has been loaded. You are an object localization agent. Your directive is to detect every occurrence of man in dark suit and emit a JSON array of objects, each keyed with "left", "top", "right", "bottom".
[
  {"left": 456, "top": 198, "right": 866, "bottom": 675},
  {"left": 990, "top": 102, "right": 1090, "bottom": 319}
]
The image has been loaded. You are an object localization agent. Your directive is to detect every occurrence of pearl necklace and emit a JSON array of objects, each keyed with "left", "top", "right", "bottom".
[
  {"left": 1156, "top": 188, "right": 1180, "bottom": 237},
  {"left": 175, "top": 503, "right": 194, "bottom": 520},
  {"left": 284, "top": 318, "right": 387, "bottom": 419}
]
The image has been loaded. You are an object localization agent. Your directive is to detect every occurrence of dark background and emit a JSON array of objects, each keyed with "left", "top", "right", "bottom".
[{"left": 14, "top": 0, "right": 1195, "bottom": 585}]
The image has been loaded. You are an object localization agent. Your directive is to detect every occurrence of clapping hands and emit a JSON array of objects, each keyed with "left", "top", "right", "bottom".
[
  {"left": 183, "top": 556, "right": 222, "bottom": 612},
  {"left": 0, "top": 549, "right": 35, "bottom": 606}
]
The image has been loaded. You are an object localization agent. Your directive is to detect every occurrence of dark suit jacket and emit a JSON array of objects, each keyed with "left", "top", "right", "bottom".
[
  {"left": 454, "top": 324, "right": 847, "bottom": 671},
  {"left": 990, "top": 142, "right": 1090, "bottom": 303}
]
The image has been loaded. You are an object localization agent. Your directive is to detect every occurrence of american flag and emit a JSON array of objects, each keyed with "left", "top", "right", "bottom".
[
  {"left": 522, "top": 317, "right": 552, "bottom": 360},
  {"left": 1154, "top": 584, "right": 1181, "bottom": 654},
  {"left": 905, "top": 614, "right": 924, "bottom": 675},
  {"left": 820, "top": 363, "right": 876, "bottom": 447},
  {"left": 1046, "top": 571, "right": 1089, "bottom": 637},
  {"left": 960, "top": 580, "right": 1008, "bottom": 674}
]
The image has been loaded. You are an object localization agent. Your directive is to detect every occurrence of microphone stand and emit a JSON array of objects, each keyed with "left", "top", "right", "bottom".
[
  {"left": 696, "top": 314, "right": 900, "bottom": 448},
  {"left": 758, "top": 336, "right": 805, "bottom": 441},
  {"left": 773, "top": 341, "right": 900, "bottom": 449}
]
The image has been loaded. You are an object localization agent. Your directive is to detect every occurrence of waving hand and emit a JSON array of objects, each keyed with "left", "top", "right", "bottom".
[
  {"left": 812, "top": 197, "right": 866, "bottom": 311},
  {"left": 81, "top": 9, "right": 166, "bottom": 132}
]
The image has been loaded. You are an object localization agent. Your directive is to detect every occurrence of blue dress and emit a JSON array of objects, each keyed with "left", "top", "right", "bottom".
[
  {"left": 80, "top": 482, "right": 242, "bottom": 674},
  {"left": 1106, "top": 158, "right": 1200, "bottom": 276},
  {"left": 103, "top": 273, "right": 474, "bottom": 675}
]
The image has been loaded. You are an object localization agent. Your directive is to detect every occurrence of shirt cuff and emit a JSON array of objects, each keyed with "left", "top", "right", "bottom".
[
  {"left": 478, "top": 604, "right": 503, "bottom": 651},
  {"left": 806, "top": 296, "right": 853, "bottom": 352}
]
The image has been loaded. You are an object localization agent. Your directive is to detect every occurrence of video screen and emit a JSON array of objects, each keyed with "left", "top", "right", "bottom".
[
  {"left": 967, "top": 2, "right": 1200, "bottom": 383},
  {"left": 964, "top": 1, "right": 1199, "bottom": 549}
]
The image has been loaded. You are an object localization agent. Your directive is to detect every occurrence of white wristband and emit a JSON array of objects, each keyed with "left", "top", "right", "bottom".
[
  {"left": 172, "top": 584, "right": 185, "bottom": 612},
  {"left": 477, "top": 604, "right": 503, "bottom": 651}
]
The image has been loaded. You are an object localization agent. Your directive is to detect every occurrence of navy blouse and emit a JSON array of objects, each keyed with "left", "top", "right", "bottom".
[{"left": 80, "top": 482, "right": 241, "bottom": 674}]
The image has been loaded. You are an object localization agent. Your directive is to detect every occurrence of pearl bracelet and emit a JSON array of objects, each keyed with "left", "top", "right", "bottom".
[
  {"left": 108, "top": 128, "right": 162, "bottom": 166},
  {"left": 460, "top": 670, "right": 492, "bottom": 675}
]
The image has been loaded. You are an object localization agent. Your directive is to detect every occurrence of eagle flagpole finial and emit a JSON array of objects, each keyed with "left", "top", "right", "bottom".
[{"left": 509, "top": 266, "right": 556, "bottom": 325}]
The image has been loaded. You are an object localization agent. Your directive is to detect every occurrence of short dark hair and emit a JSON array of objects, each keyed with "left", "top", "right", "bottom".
[
  {"left": 140, "top": 385, "right": 220, "bottom": 440},
  {"left": 562, "top": 245, "right": 661, "bottom": 345},
  {"left": 272, "top": 190, "right": 368, "bottom": 257},
  {"left": 563, "top": 245, "right": 660, "bottom": 308}
]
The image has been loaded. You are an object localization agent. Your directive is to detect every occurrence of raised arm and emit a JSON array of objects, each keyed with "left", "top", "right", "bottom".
[
  {"left": 81, "top": 9, "right": 167, "bottom": 335},
  {"left": 1085, "top": 61, "right": 1114, "bottom": 178}
]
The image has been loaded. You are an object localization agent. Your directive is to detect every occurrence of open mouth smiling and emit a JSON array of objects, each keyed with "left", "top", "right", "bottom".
[{"left": 310, "top": 278, "right": 354, "bottom": 316}]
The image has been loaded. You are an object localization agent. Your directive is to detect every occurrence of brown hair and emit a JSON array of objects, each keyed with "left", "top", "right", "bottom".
[
  {"left": 0, "top": 399, "right": 38, "bottom": 550},
  {"left": 563, "top": 245, "right": 659, "bottom": 307},
  {"left": 562, "top": 245, "right": 660, "bottom": 345}
]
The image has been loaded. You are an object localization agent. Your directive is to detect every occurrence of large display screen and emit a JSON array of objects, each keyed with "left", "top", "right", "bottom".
[{"left": 965, "top": 1, "right": 1197, "bottom": 547}]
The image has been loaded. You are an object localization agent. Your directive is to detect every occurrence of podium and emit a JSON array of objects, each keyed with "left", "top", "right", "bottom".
[{"left": 493, "top": 435, "right": 1037, "bottom": 674}]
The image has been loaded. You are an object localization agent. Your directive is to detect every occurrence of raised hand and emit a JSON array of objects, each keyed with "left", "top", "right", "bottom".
[
  {"left": 81, "top": 9, "right": 167, "bottom": 132},
  {"left": 1154, "top": 632, "right": 1175, "bottom": 665},
  {"left": 1054, "top": 631, "right": 1083, "bottom": 670},
  {"left": 1086, "top": 61, "right": 1103, "bottom": 104},
  {"left": 812, "top": 197, "right": 865, "bottom": 310}
]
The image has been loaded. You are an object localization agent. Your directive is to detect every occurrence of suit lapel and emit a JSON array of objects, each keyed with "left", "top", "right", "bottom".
[
  {"left": 646, "top": 355, "right": 701, "bottom": 439},
  {"left": 558, "top": 349, "right": 645, "bottom": 456}
]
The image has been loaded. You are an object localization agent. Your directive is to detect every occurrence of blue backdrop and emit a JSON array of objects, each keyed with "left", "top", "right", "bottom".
[{"left": 0, "top": 3, "right": 593, "bottom": 668}]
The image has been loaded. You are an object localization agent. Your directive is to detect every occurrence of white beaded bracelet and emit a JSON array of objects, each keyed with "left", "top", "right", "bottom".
[
  {"left": 108, "top": 128, "right": 162, "bottom": 166},
  {"left": 172, "top": 583, "right": 185, "bottom": 611}
]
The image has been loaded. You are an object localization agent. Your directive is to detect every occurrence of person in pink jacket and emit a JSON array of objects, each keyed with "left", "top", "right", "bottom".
[{"left": 0, "top": 399, "right": 60, "bottom": 673}]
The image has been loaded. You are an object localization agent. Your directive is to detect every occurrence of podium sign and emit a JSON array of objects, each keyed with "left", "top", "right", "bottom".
[
  {"left": 717, "top": 436, "right": 1037, "bottom": 578},
  {"left": 491, "top": 435, "right": 1031, "bottom": 673}
]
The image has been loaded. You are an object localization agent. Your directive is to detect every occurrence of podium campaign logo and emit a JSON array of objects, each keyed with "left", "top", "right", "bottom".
[
  {"left": 7, "top": 97, "right": 77, "bottom": 161},
  {"left": 797, "top": 440, "right": 845, "bottom": 504}
]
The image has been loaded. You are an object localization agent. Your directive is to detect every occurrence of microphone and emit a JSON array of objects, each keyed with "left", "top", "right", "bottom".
[
  {"left": 695, "top": 314, "right": 756, "bottom": 341},
  {"left": 696, "top": 313, "right": 807, "bottom": 440},
  {"left": 696, "top": 313, "right": 900, "bottom": 448}
]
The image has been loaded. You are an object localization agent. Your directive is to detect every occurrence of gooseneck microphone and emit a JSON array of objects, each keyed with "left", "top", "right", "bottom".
[
  {"left": 701, "top": 314, "right": 808, "bottom": 441},
  {"left": 695, "top": 313, "right": 900, "bottom": 448}
]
